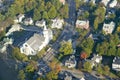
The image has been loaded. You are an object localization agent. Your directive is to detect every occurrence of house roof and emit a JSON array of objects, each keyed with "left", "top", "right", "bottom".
[
  {"left": 36, "top": 20, "right": 45, "bottom": 24},
  {"left": 26, "top": 33, "right": 45, "bottom": 51},
  {"left": 10, "top": 30, "right": 36, "bottom": 47},
  {"left": 113, "top": 57, "right": 120, "bottom": 64},
  {"left": 65, "top": 55, "right": 76, "bottom": 65},
  {"left": 91, "top": 54, "right": 102, "bottom": 61},
  {"left": 76, "top": 20, "right": 89, "bottom": 25}
]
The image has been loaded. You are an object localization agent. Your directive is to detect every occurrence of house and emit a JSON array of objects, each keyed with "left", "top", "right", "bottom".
[
  {"left": 59, "top": 0, "right": 65, "bottom": 5},
  {"left": 76, "top": 20, "right": 89, "bottom": 29},
  {"left": 14, "top": 14, "right": 25, "bottom": 23},
  {"left": 102, "top": 21, "right": 115, "bottom": 34},
  {"left": 105, "top": 11, "right": 115, "bottom": 19},
  {"left": 112, "top": 57, "right": 120, "bottom": 71},
  {"left": 24, "top": 17, "right": 33, "bottom": 25},
  {"left": 6, "top": 24, "right": 22, "bottom": 36},
  {"left": 35, "top": 20, "right": 46, "bottom": 27},
  {"left": 51, "top": 18, "right": 64, "bottom": 29},
  {"left": 117, "top": 44, "right": 120, "bottom": 48},
  {"left": 20, "top": 26, "right": 53, "bottom": 55},
  {"left": 101, "top": 0, "right": 110, "bottom": 6},
  {"left": 85, "top": 54, "right": 102, "bottom": 68},
  {"left": 0, "top": 37, "right": 13, "bottom": 53},
  {"left": 91, "top": 54, "right": 102, "bottom": 64},
  {"left": 65, "top": 55, "right": 77, "bottom": 68},
  {"left": 109, "top": 0, "right": 117, "bottom": 8}
]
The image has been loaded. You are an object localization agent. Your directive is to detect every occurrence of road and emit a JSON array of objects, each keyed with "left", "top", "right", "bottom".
[{"left": 42, "top": 0, "right": 77, "bottom": 62}]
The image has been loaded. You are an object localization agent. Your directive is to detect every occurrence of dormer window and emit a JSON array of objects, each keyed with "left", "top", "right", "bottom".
[{"left": 25, "top": 44, "right": 28, "bottom": 47}]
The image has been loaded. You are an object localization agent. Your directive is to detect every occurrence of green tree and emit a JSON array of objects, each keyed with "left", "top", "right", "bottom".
[
  {"left": 94, "top": 17, "right": 99, "bottom": 30},
  {"left": 37, "top": 0, "right": 45, "bottom": 12},
  {"left": 108, "top": 13, "right": 116, "bottom": 20},
  {"left": 94, "top": 6, "right": 106, "bottom": 23},
  {"left": 83, "top": 11, "right": 89, "bottom": 19},
  {"left": 80, "top": 38, "right": 94, "bottom": 57},
  {"left": 97, "top": 65, "right": 103, "bottom": 75},
  {"left": 25, "top": 61, "right": 37, "bottom": 79},
  {"left": 24, "top": 0, "right": 37, "bottom": 12},
  {"left": 0, "top": 13, "right": 5, "bottom": 21},
  {"left": 75, "top": 0, "right": 84, "bottom": 10},
  {"left": 116, "top": 48, "right": 120, "bottom": 57},
  {"left": 18, "top": 70, "right": 26, "bottom": 80},
  {"left": 25, "top": 61, "right": 37, "bottom": 73},
  {"left": 59, "top": 40, "right": 73, "bottom": 55},
  {"left": 103, "top": 65, "right": 110, "bottom": 75},
  {"left": 42, "top": 11, "right": 48, "bottom": 20},
  {"left": 59, "top": 4, "right": 69, "bottom": 18},
  {"left": 37, "top": 77, "right": 46, "bottom": 80},
  {"left": 33, "top": 8, "right": 41, "bottom": 21},
  {"left": 37, "top": 48, "right": 46, "bottom": 58},
  {"left": 96, "top": 41, "right": 109, "bottom": 55},
  {"left": 84, "top": 61, "right": 92, "bottom": 72},
  {"left": 0, "top": 31, "right": 5, "bottom": 40},
  {"left": 48, "top": 5, "right": 57, "bottom": 19},
  {"left": 46, "top": 70, "right": 58, "bottom": 80},
  {"left": 12, "top": 47, "right": 28, "bottom": 61},
  {"left": 46, "top": 1, "right": 52, "bottom": 10}
]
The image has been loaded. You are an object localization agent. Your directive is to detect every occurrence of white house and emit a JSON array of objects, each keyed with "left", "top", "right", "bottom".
[
  {"left": 101, "top": 0, "right": 110, "bottom": 6},
  {"left": 102, "top": 21, "right": 115, "bottom": 34},
  {"left": 65, "top": 55, "right": 77, "bottom": 68},
  {"left": 85, "top": 54, "right": 102, "bottom": 68},
  {"left": 76, "top": 20, "right": 89, "bottom": 29},
  {"left": 109, "top": 0, "right": 117, "bottom": 8},
  {"left": 51, "top": 18, "right": 64, "bottom": 29},
  {"left": 14, "top": 14, "right": 25, "bottom": 23},
  {"left": 112, "top": 57, "right": 120, "bottom": 71},
  {"left": 24, "top": 17, "right": 33, "bottom": 25},
  {"left": 0, "top": 37, "right": 13, "bottom": 53},
  {"left": 91, "top": 54, "right": 102, "bottom": 64},
  {"left": 6, "top": 24, "right": 22, "bottom": 36},
  {"left": 20, "top": 26, "right": 53, "bottom": 55},
  {"left": 35, "top": 20, "right": 46, "bottom": 27}
]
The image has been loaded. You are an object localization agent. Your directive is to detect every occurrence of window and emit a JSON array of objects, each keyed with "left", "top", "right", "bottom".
[
  {"left": 31, "top": 51, "right": 34, "bottom": 54},
  {"left": 25, "top": 44, "right": 28, "bottom": 47}
]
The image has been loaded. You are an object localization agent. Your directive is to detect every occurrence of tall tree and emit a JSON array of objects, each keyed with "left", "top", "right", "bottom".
[
  {"left": 84, "top": 61, "right": 92, "bottom": 72},
  {"left": 80, "top": 38, "right": 94, "bottom": 57},
  {"left": 18, "top": 70, "right": 26, "bottom": 80},
  {"left": 42, "top": 11, "right": 48, "bottom": 20},
  {"left": 59, "top": 40, "right": 73, "bottom": 55},
  {"left": 33, "top": 8, "right": 41, "bottom": 21},
  {"left": 48, "top": 5, "right": 57, "bottom": 19}
]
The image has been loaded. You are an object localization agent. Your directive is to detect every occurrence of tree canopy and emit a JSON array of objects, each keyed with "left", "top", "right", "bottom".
[{"left": 59, "top": 40, "right": 73, "bottom": 55}]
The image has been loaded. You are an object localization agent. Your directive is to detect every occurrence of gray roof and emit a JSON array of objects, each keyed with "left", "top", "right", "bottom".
[
  {"left": 36, "top": 20, "right": 45, "bottom": 24},
  {"left": 26, "top": 33, "right": 45, "bottom": 51},
  {"left": 47, "top": 29, "right": 52, "bottom": 35},
  {"left": 113, "top": 57, "right": 120, "bottom": 64},
  {"left": 91, "top": 54, "right": 102, "bottom": 61}
]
